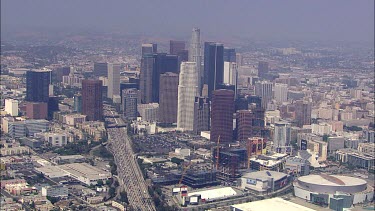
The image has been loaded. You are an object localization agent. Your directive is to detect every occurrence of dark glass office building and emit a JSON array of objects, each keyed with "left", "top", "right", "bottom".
[
  {"left": 82, "top": 80, "right": 103, "bottom": 121},
  {"left": 93, "top": 62, "right": 108, "bottom": 77},
  {"left": 223, "top": 47, "right": 236, "bottom": 62},
  {"left": 159, "top": 72, "right": 179, "bottom": 124},
  {"left": 210, "top": 89, "right": 235, "bottom": 143},
  {"left": 204, "top": 42, "right": 224, "bottom": 98},
  {"left": 26, "top": 69, "right": 51, "bottom": 103}
]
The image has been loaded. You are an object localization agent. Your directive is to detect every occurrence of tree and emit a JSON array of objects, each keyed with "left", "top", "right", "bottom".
[
  {"left": 322, "top": 135, "right": 329, "bottom": 142},
  {"left": 96, "top": 180, "right": 104, "bottom": 187},
  {"left": 109, "top": 187, "right": 116, "bottom": 198},
  {"left": 119, "top": 191, "right": 129, "bottom": 204}
]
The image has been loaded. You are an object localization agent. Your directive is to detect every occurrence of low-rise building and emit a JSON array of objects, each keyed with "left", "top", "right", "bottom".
[
  {"left": 249, "top": 153, "right": 288, "bottom": 172},
  {"left": 77, "top": 121, "right": 106, "bottom": 141},
  {"left": 238, "top": 170, "right": 289, "bottom": 194},
  {"left": 335, "top": 148, "right": 374, "bottom": 171},
  {"left": 36, "top": 132, "right": 73, "bottom": 147},
  {"left": 64, "top": 114, "right": 86, "bottom": 126},
  {"left": 41, "top": 185, "right": 69, "bottom": 198},
  {"left": 131, "top": 118, "right": 156, "bottom": 135},
  {"left": 0, "top": 142, "right": 30, "bottom": 156},
  {"left": 58, "top": 163, "right": 111, "bottom": 186},
  {"left": 285, "top": 156, "right": 310, "bottom": 176}
]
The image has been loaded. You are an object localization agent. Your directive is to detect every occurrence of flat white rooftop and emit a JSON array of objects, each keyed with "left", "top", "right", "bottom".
[
  {"left": 59, "top": 163, "right": 111, "bottom": 180},
  {"left": 35, "top": 166, "right": 69, "bottom": 178},
  {"left": 231, "top": 197, "right": 316, "bottom": 211},
  {"left": 188, "top": 187, "right": 237, "bottom": 201}
]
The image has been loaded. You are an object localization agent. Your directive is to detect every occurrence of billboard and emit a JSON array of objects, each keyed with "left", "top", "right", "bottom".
[{"left": 246, "top": 178, "right": 257, "bottom": 185}]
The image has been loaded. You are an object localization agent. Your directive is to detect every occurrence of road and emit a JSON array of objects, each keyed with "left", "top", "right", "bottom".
[{"left": 105, "top": 108, "right": 156, "bottom": 211}]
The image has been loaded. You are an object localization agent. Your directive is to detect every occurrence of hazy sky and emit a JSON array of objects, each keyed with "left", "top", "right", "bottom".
[{"left": 1, "top": 0, "right": 374, "bottom": 43}]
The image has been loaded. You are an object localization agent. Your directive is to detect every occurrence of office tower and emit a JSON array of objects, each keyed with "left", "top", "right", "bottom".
[
  {"left": 247, "top": 95, "right": 262, "bottom": 109},
  {"left": 5, "top": 99, "right": 18, "bottom": 116},
  {"left": 122, "top": 88, "right": 138, "bottom": 120},
  {"left": 211, "top": 89, "right": 235, "bottom": 143},
  {"left": 189, "top": 28, "right": 202, "bottom": 92},
  {"left": 53, "top": 66, "right": 70, "bottom": 83},
  {"left": 26, "top": 102, "right": 48, "bottom": 119},
  {"left": 141, "top": 43, "right": 157, "bottom": 55},
  {"left": 223, "top": 47, "right": 236, "bottom": 62},
  {"left": 107, "top": 63, "right": 121, "bottom": 99},
  {"left": 274, "top": 122, "right": 291, "bottom": 147},
  {"left": 153, "top": 54, "right": 179, "bottom": 102},
  {"left": 223, "top": 62, "right": 238, "bottom": 85},
  {"left": 235, "top": 96, "right": 249, "bottom": 112},
  {"left": 193, "top": 97, "right": 210, "bottom": 135},
  {"left": 236, "top": 108, "right": 265, "bottom": 142},
  {"left": 204, "top": 42, "right": 224, "bottom": 98},
  {"left": 159, "top": 72, "right": 179, "bottom": 124},
  {"left": 81, "top": 80, "right": 103, "bottom": 121},
  {"left": 274, "top": 83, "right": 288, "bottom": 103},
  {"left": 177, "top": 50, "right": 189, "bottom": 63},
  {"left": 255, "top": 81, "right": 273, "bottom": 109},
  {"left": 236, "top": 53, "right": 243, "bottom": 66},
  {"left": 258, "top": 61, "right": 269, "bottom": 78},
  {"left": 170, "top": 40, "right": 185, "bottom": 55},
  {"left": 140, "top": 54, "right": 155, "bottom": 104},
  {"left": 177, "top": 62, "right": 199, "bottom": 131},
  {"left": 26, "top": 69, "right": 51, "bottom": 103},
  {"left": 73, "top": 94, "right": 82, "bottom": 113},
  {"left": 295, "top": 100, "right": 312, "bottom": 127},
  {"left": 138, "top": 103, "right": 159, "bottom": 122},
  {"left": 47, "top": 96, "right": 59, "bottom": 120},
  {"left": 94, "top": 62, "right": 108, "bottom": 77},
  {"left": 140, "top": 53, "right": 178, "bottom": 104}
]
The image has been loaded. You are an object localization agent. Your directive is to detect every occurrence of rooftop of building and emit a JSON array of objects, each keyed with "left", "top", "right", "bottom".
[
  {"left": 59, "top": 163, "right": 111, "bottom": 180},
  {"left": 188, "top": 186, "right": 238, "bottom": 200},
  {"left": 242, "top": 170, "right": 287, "bottom": 182},
  {"left": 298, "top": 174, "right": 367, "bottom": 187},
  {"left": 230, "top": 197, "right": 316, "bottom": 211}
]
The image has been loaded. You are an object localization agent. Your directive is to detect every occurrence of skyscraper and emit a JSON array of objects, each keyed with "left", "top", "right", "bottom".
[
  {"left": 177, "top": 62, "right": 199, "bottom": 131},
  {"left": 258, "top": 61, "right": 269, "bottom": 78},
  {"left": 295, "top": 100, "right": 312, "bottom": 127},
  {"left": 211, "top": 89, "right": 235, "bottom": 143},
  {"left": 204, "top": 42, "right": 224, "bottom": 98},
  {"left": 193, "top": 96, "right": 210, "bottom": 135},
  {"left": 107, "top": 63, "right": 121, "bottom": 99},
  {"left": 139, "top": 53, "right": 178, "bottom": 103},
  {"left": 189, "top": 28, "right": 202, "bottom": 92},
  {"left": 26, "top": 69, "right": 52, "bottom": 103},
  {"left": 223, "top": 47, "right": 236, "bottom": 62},
  {"left": 82, "top": 80, "right": 103, "bottom": 121},
  {"left": 236, "top": 109, "right": 265, "bottom": 142},
  {"left": 140, "top": 54, "right": 155, "bottom": 104},
  {"left": 273, "top": 122, "right": 291, "bottom": 147},
  {"left": 159, "top": 72, "right": 179, "bottom": 124},
  {"left": 73, "top": 94, "right": 82, "bottom": 113},
  {"left": 170, "top": 40, "right": 185, "bottom": 55},
  {"left": 122, "top": 88, "right": 138, "bottom": 120},
  {"left": 141, "top": 43, "right": 157, "bottom": 55},
  {"left": 255, "top": 81, "right": 273, "bottom": 109},
  {"left": 223, "top": 62, "right": 238, "bottom": 97},
  {"left": 93, "top": 62, "right": 108, "bottom": 77},
  {"left": 274, "top": 83, "right": 288, "bottom": 103}
]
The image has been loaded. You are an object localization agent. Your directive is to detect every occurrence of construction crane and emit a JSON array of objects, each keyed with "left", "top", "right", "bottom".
[
  {"left": 215, "top": 135, "right": 220, "bottom": 170},
  {"left": 178, "top": 162, "right": 192, "bottom": 185}
]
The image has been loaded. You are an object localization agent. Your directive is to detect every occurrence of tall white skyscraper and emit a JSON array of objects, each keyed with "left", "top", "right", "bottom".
[
  {"left": 273, "top": 122, "right": 291, "bottom": 147},
  {"left": 177, "top": 62, "right": 199, "bottom": 131},
  {"left": 223, "top": 62, "right": 238, "bottom": 85},
  {"left": 107, "top": 63, "right": 120, "bottom": 99},
  {"left": 255, "top": 81, "right": 273, "bottom": 109},
  {"left": 189, "top": 28, "right": 202, "bottom": 92},
  {"left": 274, "top": 83, "right": 288, "bottom": 103}
]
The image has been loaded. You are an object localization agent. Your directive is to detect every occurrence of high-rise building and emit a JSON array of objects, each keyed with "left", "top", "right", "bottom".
[
  {"left": 193, "top": 97, "right": 210, "bottom": 135},
  {"left": 170, "top": 40, "right": 185, "bottom": 55},
  {"left": 204, "top": 42, "right": 224, "bottom": 98},
  {"left": 258, "top": 61, "right": 269, "bottom": 78},
  {"left": 122, "top": 89, "right": 138, "bottom": 120},
  {"left": 273, "top": 122, "right": 291, "bottom": 147},
  {"left": 107, "top": 63, "right": 121, "bottom": 99},
  {"left": 139, "top": 53, "right": 178, "bottom": 103},
  {"left": 236, "top": 109, "right": 265, "bottom": 142},
  {"left": 140, "top": 54, "right": 155, "bottom": 104},
  {"left": 26, "top": 69, "right": 52, "bottom": 103},
  {"left": 81, "top": 80, "right": 103, "bottom": 121},
  {"left": 223, "top": 47, "right": 236, "bottom": 62},
  {"left": 73, "top": 94, "right": 82, "bottom": 113},
  {"left": 295, "top": 100, "right": 312, "bottom": 127},
  {"left": 141, "top": 43, "right": 157, "bottom": 55},
  {"left": 53, "top": 66, "right": 70, "bottom": 83},
  {"left": 255, "top": 81, "right": 273, "bottom": 109},
  {"left": 138, "top": 103, "right": 159, "bottom": 122},
  {"left": 47, "top": 96, "right": 59, "bottom": 120},
  {"left": 5, "top": 99, "right": 18, "bottom": 116},
  {"left": 26, "top": 102, "right": 48, "bottom": 119},
  {"left": 274, "top": 83, "right": 288, "bottom": 103},
  {"left": 211, "top": 89, "right": 235, "bottom": 143},
  {"left": 177, "top": 49, "right": 189, "bottom": 64},
  {"left": 177, "top": 62, "right": 199, "bottom": 131},
  {"left": 223, "top": 62, "right": 238, "bottom": 97},
  {"left": 159, "top": 72, "right": 179, "bottom": 124},
  {"left": 93, "top": 62, "right": 108, "bottom": 77},
  {"left": 189, "top": 28, "right": 202, "bottom": 92}
]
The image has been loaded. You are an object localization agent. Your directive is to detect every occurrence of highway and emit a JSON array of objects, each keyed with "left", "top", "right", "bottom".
[{"left": 104, "top": 108, "right": 156, "bottom": 211}]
